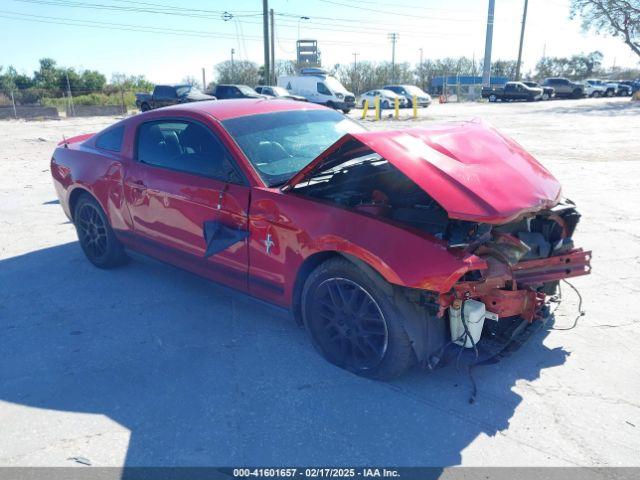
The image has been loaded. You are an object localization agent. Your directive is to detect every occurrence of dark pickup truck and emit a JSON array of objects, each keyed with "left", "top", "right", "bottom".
[
  {"left": 541, "top": 78, "right": 585, "bottom": 98},
  {"left": 482, "top": 81, "right": 543, "bottom": 102},
  {"left": 523, "top": 81, "right": 555, "bottom": 100},
  {"left": 211, "top": 84, "right": 267, "bottom": 100},
  {"left": 135, "top": 84, "right": 215, "bottom": 112}
]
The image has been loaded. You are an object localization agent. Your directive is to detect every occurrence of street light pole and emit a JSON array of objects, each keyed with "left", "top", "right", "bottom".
[
  {"left": 231, "top": 48, "right": 235, "bottom": 82},
  {"left": 352, "top": 52, "right": 359, "bottom": 95},
  {"left": 297, "top": 16, "right": 310, "bottom": 40},
  {"left": 419, "top": 47, "right": 424, "bottom": 91}
]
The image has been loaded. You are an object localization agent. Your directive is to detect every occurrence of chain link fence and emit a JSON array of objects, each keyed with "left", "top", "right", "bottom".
[{"left": 0, "top": 86, "right": 140, "bottom": 119}]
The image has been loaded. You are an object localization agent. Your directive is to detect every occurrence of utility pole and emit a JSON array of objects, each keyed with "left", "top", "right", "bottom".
[
  {"left": 10, "top": 90, "right": 17, "bottom": 119},
  {"left": 65, "top": 71, "right": 75, "bottom": 117},
  {"left": 419, "top": 47, "right": 424, "bottom": 91},
  {"left": 388, "top": 33, "right": 399, "bottom": 84},
  {"left": 515, "top": 0, "right": 528, "bottom": 81},
  {"left": 481, "top": 0, "right": 495, "bottom": 87},
  {"left": 202, "top": 67, "right": 206, "bottom": 91},
  {"left": 270, "top": 8, "right": 275, "bottom": 85},
  {"left": 262, "top": 0, "right": 270, "bottom": 85},
  {"left": 231, "top": 48, "right": 235, "bottom": 82},
  {"left": 352, "top": 52, "right": 359, "bottom": 95}
]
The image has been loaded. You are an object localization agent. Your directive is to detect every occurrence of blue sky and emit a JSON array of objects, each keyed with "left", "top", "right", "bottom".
[{"left": 0, "top": 0, "right": 638, "bottom": 84}]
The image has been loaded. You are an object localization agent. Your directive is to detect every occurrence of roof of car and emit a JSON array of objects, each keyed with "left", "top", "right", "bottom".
[{"left": 160, "top": 98, "right": 325, "bottom": 121}]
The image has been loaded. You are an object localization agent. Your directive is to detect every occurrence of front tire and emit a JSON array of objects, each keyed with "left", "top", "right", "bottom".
[
  {"left": 302, "top": 258, "right": 415, "bottom": 380},
  {"left": 341, "top": 108, "right": 351, "bottom": 114},
  {"left": 73, "top": 194, "right": 128, "bottom": 269}
]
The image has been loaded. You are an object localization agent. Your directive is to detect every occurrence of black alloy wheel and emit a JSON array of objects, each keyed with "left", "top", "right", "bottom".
[
  {"left": 73, "top": 194, "right": 128, "bottom": 268},
  {"left": 308, "top": 277, "right": 389, "bottom": 372},
  {"left": 77, "top": 202, "right": 108, "bottom": 260}
]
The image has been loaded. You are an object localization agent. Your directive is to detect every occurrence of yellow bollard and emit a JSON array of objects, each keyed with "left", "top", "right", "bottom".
[
  {"left": 394, "top": 96, "right": 399, "bottom": 119},
  {"left": 412, "top": 94, "right": 418, "bottom": 119},
  {"left": 361, "top": 99, "right": 369, "bottom": 119},
  {"left": 374, "top": 96, "right": 380, "bottom": 121}
]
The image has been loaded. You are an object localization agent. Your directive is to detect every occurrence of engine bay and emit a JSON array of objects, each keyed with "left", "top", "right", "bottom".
[{"left": 292, "top": 152, "right": 581, "bottom": 264}]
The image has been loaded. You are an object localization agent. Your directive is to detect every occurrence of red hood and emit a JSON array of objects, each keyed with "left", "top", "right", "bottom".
[{"left": 285, "top": 120, "right": 561, "bottom": 224}]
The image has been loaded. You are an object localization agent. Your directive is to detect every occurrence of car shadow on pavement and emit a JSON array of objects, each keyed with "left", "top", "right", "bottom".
[{"left": 0, "top": 242, "right": 568, "bottom": 470}]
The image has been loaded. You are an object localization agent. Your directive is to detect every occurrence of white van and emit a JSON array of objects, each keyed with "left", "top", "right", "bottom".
[{"left": 278, "top": 68, "right": 355, "bottom": 113}]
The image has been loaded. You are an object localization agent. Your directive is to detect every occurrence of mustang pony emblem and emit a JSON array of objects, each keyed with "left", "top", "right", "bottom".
[{"left": 264, "top": 234, "right": 274, "bottom": 254}]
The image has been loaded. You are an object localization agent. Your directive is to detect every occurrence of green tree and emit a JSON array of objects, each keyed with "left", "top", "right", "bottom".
[
  {"left": 216, "top": 60, "right": 260, "bottom": 86},
  {"left": 571, "top": 0, "right": 640, "bottom": 58},
  {"left": 491, "top": 60, "right": 518, "bottom": 78},
  {"left": 80, "top": 70, "right": 106, "bottom": 93},
  {"left": 33, "top": 58, "right": 61, "bottom": 92}
]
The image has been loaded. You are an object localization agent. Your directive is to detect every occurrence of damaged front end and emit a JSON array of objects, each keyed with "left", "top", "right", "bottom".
[
  {"left": 286, "top": 121, "right": 591, "bottom": 356},
  {"left": 439, "top": 199, "right": 591, "bottom": 340}
]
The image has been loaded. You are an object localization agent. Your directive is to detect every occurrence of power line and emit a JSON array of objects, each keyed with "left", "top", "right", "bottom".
[
  {"left": 316, "top": 0, "right": 483, "bottom": 22},
  {"left": 0, "top": 10, "right": 392, "bottom": 46}
]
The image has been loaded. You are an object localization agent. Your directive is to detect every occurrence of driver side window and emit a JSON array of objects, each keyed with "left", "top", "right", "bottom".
[
  {"left": 136, "top": 120, "right": 241, "bottom": 183},
  {"left": 317, "top": 82, "right": 331, "bottom": 95}
]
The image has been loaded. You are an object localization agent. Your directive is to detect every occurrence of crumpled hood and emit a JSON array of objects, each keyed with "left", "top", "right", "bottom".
[{"left": 286, "top": 120, "right": 561, "bottom": 224}]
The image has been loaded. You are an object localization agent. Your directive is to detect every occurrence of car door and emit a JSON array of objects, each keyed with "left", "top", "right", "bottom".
[{"left": 123, "top": 117, "right": 251, "bottom": 291}]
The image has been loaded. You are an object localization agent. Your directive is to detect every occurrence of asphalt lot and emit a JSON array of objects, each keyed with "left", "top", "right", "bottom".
[{"left": 0, "top": 97, "right": 639, "bottom": 468}]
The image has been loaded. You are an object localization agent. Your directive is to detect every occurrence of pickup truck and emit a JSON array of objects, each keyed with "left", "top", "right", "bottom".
[
  {"left": 541, "top": 78, "right": 585, "bottom": 98},
  {"left": 523, "top": 81, "right": 554, "bottom": 100},
  {"left": 135, "top": 84, "right": 215, "bottom": 112},
  {"left": 210, "top": 85, "right": 267, "bottom": 100},
  {"left": 482, "top": 81, "right": 543, "bottom": 102},
  {"left": 583, "top": 79, "right": 608, "bottom": 97}
]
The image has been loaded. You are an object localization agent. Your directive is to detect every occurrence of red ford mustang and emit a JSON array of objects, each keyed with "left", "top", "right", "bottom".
[{"left": 50, "top": 99, "right": 591, "bottom": 379}]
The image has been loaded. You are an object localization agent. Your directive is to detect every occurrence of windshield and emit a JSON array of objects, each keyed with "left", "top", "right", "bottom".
[
  {"left": 222, "top": 109, "right": 366, "bottom": 187},
  {"left": 325, "top": 76, "right": 349, "bottom": 94},
  {"left": 176, "top": 85, "right": 193, "bottom": 96},
  {"left": 238, "top": 85, "right": 258, "bottom": 95},
  {"left": 404, "top": 85, "right": 427, "bottom": 95}
]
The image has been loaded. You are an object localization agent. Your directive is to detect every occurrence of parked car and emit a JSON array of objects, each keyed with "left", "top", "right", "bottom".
[
  {"left": 542, "top": 78, "right": 585, "bottom": 98},
  {"left": 135, "top": 84, "right": 215, "bottom": 112},
  {"left": 584, "top": 79, "right": 619, "bottom": 97},
  {"left": 51, "top": 101, "right": 592, "bottom": 379},
  {"left": 482, "top": 82, "right": 543, "bottom": 102},
  {"left": 358, "top": 89, "right": 407, "bottom": 109},
  {"left": 254, "top": 86, "right": 307, "bottom": 102},
  {"left": 618, "top": 80, "right": 640, "bottom": 94},
  {"left": 583, "top": 79, "right": 608, "bottom": 98},
  {"left": 211, "top": 84, "right": 267, "bottom": 100},
  {"left": 383, "top": 85, "right": 432, "bottom": 107},
  {"left": 278, "top": 68, "right": 355, "bottom": 113},
  {"left": 612, "top": 81, "right": 633, "bottom": 96},
  {"left": 522, "top": 81, "right": 555, "bottom": 100}
]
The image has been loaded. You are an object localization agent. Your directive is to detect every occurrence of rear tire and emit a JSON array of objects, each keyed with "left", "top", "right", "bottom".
[
  {"left": 140, "top": 102, "right": 150, "bottom": 112},
  {"left": 488, "top": 94, "right": 497, "bottom": 102},
  {"left": 302, "top": 257, "right": 415, "bottom": 380},
  {"left": 73, "top": 194, "right": 128, "bottom": 269}
]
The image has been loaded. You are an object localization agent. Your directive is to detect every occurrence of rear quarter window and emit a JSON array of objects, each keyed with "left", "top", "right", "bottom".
[{"left": 95, "top": 126, "right": 125, "bottom": 152}]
